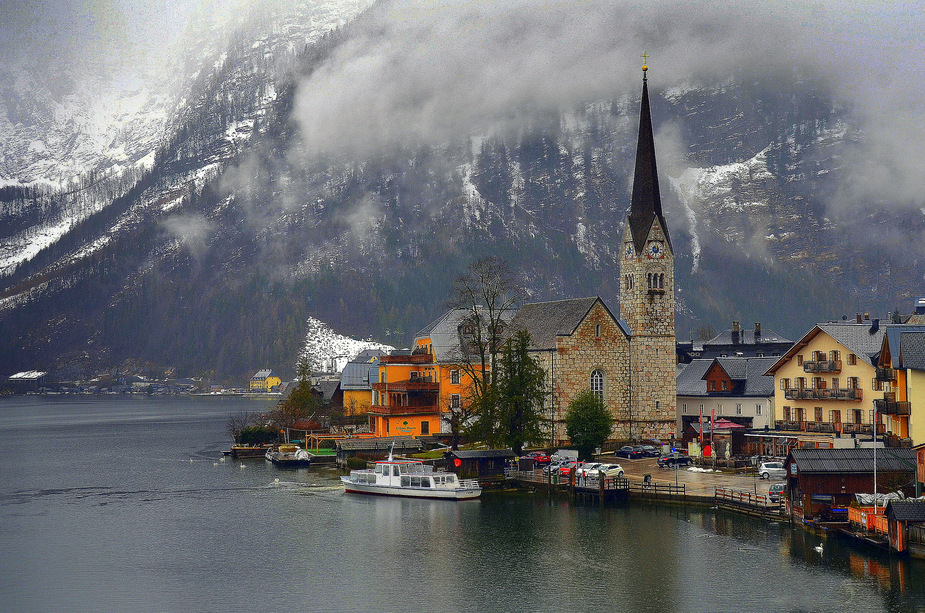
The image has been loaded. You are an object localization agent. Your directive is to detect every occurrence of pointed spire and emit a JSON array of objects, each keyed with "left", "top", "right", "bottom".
[{"left": 628, "top": 63, "right": 671, "bottom": 253}]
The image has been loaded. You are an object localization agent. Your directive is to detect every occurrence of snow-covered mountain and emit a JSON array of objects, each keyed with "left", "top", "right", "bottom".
[{"left": 1, "top": 2, "right": 923, "bottom": 382}]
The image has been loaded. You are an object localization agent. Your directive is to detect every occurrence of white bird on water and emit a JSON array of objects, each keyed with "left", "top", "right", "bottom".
[{"left": 814, "top": 544, "right": 824, "bottom": 554}]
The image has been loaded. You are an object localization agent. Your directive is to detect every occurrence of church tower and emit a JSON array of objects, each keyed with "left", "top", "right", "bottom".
[{"left": 619, "top": 61, "right": 677, "bottom": 441}]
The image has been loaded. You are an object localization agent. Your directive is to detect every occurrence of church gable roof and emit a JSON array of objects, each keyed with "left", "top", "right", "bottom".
[{"left": 511, "top": 297, "right": 618, "bottom": 351}]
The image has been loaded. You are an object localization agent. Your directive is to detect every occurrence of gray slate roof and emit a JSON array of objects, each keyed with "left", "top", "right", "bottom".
[
  {"left": 886, "top": 500, "right": 925, "bottom": 522},
  {"left": 510, "top": 297, "right": 626, "bottom": 351},
  {"left": 339, "top": 360, "right": 377, "bottom": 390},
  {"left": 704, "top": 329, "right": 792, "bottom": 346},
  {"left": 676, "top": 357, "right": 776, "bottom": 397},
  {"left": 787, "top": 448, "right": 916, "bottom": 474},
  {"left": 900, "top": 331, "right": 925, "bottom": 371},
  {"left": 414, "top": 307, "right": 514, "bottom": 363},
  {"left": 817, "top": 322, "right": 887, "bottom": 363}
]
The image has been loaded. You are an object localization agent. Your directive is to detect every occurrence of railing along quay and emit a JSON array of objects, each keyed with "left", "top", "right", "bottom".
[{"left": 714, "top": 487, "right": 786, "bottom": 520}]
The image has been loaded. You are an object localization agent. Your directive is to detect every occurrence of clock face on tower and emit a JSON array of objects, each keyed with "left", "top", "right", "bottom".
[
  {"left": 646, "top": 240, "right": 665, "bottom": 259},
  {"left": 624, "top": 243, "right": 635, "bottom": 260}
]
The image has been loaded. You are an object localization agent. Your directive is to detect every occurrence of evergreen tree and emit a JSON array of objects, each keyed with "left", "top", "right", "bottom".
[
  {"left": 565, "top": 389, "right": 613, "bottom": 461},
  {"left": 495, "top": 330, "right": 547, "bottom": 454}
]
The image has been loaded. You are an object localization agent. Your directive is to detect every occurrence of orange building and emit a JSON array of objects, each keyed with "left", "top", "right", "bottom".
[{"left": 368, "top": 309, "right": 500, "bottom": 438}]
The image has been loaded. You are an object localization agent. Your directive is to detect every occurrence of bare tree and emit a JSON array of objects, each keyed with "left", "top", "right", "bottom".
[{"left": 445, "top": 256, "right": 525, "bottom": 446}]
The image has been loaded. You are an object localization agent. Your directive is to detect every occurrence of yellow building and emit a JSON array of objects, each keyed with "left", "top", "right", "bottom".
[
  {"left": 765, "top": 319, "right": 889, "bottom": 447},
  {"left": 249, "top": 369, "right": 281, "bottom": 392},
  {"left": 339, "top": 350, "right": 387, "bottom": 417},
  {"left": 878, "top": 327, "right": 925, "bottom": 445}
]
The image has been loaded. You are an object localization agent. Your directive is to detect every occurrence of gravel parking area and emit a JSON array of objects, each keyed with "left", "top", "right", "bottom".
[{"left": 608, "top": 456, "right": 783, "bottom": 497}]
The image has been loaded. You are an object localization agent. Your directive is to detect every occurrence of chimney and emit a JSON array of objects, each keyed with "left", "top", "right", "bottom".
[
  {"left": 731, "top": 321, "right": 740, "bottom": 345},
  {"left": 754, "top": 322, "right": 762, "bottom": 342},
  {"left": 856, "top": 313, "right": 862, "bottom": 324},
  {"left": 865, "top": 312, "right": 870, "bottom": 321}
]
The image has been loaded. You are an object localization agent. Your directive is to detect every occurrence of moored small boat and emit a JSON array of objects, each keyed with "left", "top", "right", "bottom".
[
  {"left": 265, "top": 444, "right": 312, "bottom": 468},
  {"left": 341, "top": 452, "right": 480, "bottom": 500},
  {"left": 227, "top": 443, "right": 274, "bottom": 459}
]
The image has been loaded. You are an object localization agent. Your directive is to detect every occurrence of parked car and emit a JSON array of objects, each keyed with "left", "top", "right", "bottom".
[
  {"left": 521, "top": 451, "right": 551, "bottom": 465},
  {"left": 639, "top": 445, "right": 660, "bottom": 457},
  {"left": 558, "top": 461, "right": 583, "bottom": 476},
  {"left": 590, "top": 463, "right": 625, "bottom": 479},
  {"left": 576, "top": 462, "right": 602, "bottom": 478},
  {"left": 657, "top": 453, "right": 692, "bottom": 468},
  {"left": 543, "top": 460, "right": 567, "bottom": 474},
  {"left": 758, "top": 461, "right": 786, "bottom": 480},
  {"left": 768, "top": 483, "right": 786, "bottom": 503},
  {"left": 616, "top": 445, "right": 644, "bottom": 459}
]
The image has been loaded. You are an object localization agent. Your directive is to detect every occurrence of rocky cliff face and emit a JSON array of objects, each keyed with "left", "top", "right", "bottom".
[{"left": 1, "top": 3, "right": 922, "bottom": 381}]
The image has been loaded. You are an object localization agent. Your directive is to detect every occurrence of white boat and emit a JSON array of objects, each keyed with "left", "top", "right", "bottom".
[{"left": 341, "top": 453, "right": 481, "bottom": 500}]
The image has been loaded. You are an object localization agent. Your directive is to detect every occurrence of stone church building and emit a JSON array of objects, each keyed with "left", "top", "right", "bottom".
[{"left": 511, "top": 66, "right": 677, "bottom": 444}]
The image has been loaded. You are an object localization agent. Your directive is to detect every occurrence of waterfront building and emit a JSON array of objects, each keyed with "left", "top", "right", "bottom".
[
  {"left": 249, "top": 369, "right": 281, "bottom": 392},
  {"left": 676, "top": 356, "right": 776, "bottom": 436},
  {"left": 785, "top": 447, "right": 916, "bottom": 524},
  {"left": 765, "top": 317, "right": 890, "bottom": 447}
]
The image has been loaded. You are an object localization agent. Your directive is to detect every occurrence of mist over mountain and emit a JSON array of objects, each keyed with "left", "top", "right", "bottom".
[{"left": 1, "top": 0, "right": 923, "bottom": 382}]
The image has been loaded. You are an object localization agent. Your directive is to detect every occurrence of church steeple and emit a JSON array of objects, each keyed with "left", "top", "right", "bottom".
[{"left": 627, "top": 63, "right": 671, "bottom": 254}]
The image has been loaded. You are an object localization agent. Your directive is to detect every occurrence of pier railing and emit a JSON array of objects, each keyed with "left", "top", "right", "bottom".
[{"left": 714, "top": 488, "right": 784, "bottom": 514}]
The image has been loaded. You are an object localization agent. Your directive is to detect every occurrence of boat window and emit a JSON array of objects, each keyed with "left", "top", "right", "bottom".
[
  {"left": 401, "top": 476, "right": 410, "bottom": 487},
  {"left": 421, "top": 477, "right": 432, "bottom": 488},
  {"left": 374, "top": 465, "right": 382, "bottom": 474},
  {"left": 393, "top": 465, "right": 400, "bottom": 477},
  {"left": 410, "top": 476, "right": 421, "bottom": 487}
]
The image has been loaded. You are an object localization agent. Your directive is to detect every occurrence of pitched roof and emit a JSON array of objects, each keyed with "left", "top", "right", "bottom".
[
  {"left": 339, "top": 359, "right": 378, "bottom": 390},
  {"left": 787, "top": 448, "right": 916, "bottom": 474},
  {"left": 886, "top": 500, "right": 925, "bottom": 522},
  {"left": 252, "top": 369, "right": 275, "bottom": 379},
  {"left": 900, "top": 331, "right": 925, "bottom": 371},
  {"left": 510, "top": 297, "right": 624, "bottom": 351},
  {"left": 676, "top": 357, "right": 776, "bottom": 397},
  {"left": 628, "top": 73, "right": 671, "bottom": 253},
  {"left": 767, "top": 322, "right": 887, "bottom": 374},
  {"left": 414, "top": 307, "right": 515, "bottom": 363},
  {"left": 704, "top": 329, "right": 792, "bottom": 347}
]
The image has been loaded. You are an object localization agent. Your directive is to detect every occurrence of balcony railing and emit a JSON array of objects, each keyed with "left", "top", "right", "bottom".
[
  {"left": 784, "top": 388, "right": 862, "bottom": 401},
  {"left": 379, "top": 354, "right": 434, "bottom": 364},
  {"left": 775, "top": 420, "right": 886, "bottom": 435},
  {"left": 876, "top": 367, "right": 896, "bottom": 381},
  {"left": 803, "top": 360, "right": 842, "bottom": 373},
  {"left": 368, "top": 404, "right": 440, "bottom": 416},
  {"left": 874, "top": 399, "right": 912, "bottom": 415},
  {"left": 372, "top": 379, "right": 440, "bottom": 392}
]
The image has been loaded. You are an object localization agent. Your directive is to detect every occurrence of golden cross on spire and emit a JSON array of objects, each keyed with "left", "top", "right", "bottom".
[{"left": 641, "top": 51, "right": 649, "bottom": 72}]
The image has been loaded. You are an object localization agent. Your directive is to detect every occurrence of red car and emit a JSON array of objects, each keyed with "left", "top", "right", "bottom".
[
  {"left": 521, "top": 451, "right": 551, "bottom": 465},
  {"left": 558, "top": 461, "right": 584, "bottom": 476}
]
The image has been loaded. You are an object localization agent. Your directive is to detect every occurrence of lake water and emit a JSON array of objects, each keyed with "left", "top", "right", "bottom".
[{"left": 2, "top": 395, "right": 924, "bottom": 612}]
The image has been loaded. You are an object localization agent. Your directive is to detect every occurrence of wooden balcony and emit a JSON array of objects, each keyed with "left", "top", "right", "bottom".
[
  {"left": 775, "top": 421, "right": 886, "bottom": 435},
  {"left": 874, "top": 399, "right": 911, "bottom": 415},
  {"left": 368, "top": 403, "right": 440, "bottom": 416},
  {"left": 372, "top": 378, "right": 439, "bottom": 392},
  {"left": 784, "top": 388, "right": 862, "bottom": 401},
  {"left": 876, "top": 367, "right": 896, "bottom": 381},
  {"left": 379, "top": 353, "right": 434, "bottom": 364},
  {"left": 803, "top": 360, "right": 842, "bottom": 373}
]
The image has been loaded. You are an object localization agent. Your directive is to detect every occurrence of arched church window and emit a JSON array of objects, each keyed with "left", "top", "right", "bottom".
[
  {"left": 591, "top": 370, "right": 604, "bottom": 401},
  {"left": 647, "top": 273, "right": 652, "bottom": 289}
]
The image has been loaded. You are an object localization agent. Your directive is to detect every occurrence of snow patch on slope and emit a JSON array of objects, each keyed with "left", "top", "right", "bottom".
[{"left": 300, "top": 316, "right": 393, "bottom": 373}]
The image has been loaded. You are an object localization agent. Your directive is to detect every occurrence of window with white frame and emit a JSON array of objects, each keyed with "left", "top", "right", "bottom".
[
  {"left": 756, "top": 404, "right": 762, "bottom": 415},
  {"left": 590, "top": 370, "right": 604, "bottom": 401},
  {"left": 451, "top": 369, "right": 460, "bottom": 385},
  {"left": 450, "top": 394, "right": 461, "bottom": 409}
]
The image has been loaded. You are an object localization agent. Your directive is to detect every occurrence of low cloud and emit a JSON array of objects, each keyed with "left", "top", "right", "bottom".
[{"left": 162, "top": 212, "right": 213, "bottom": 260}]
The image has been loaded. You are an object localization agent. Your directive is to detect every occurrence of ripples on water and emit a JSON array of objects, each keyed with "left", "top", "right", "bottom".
[{"left": 1, "top": 396, "right": 924, "bottom": 612}]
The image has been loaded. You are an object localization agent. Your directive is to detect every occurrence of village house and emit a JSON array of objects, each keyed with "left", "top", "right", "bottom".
[
  {"left": 876, "top": 325, "right": 925, "bottom": 445},
  {"left": 249, "top": 369, "right": 281, "bottom": 392},
  {"left": 677, "top": 321, "right": 792, "bottom": 363},
  {"left": 339, "top": 349, "right": 386, "bottom": 417},
  {"left": 784, "top": 447, "right": 916, "bottom": 524},
  {"left": 676, "top": 356, "right": 776, "bottom": 436}
]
